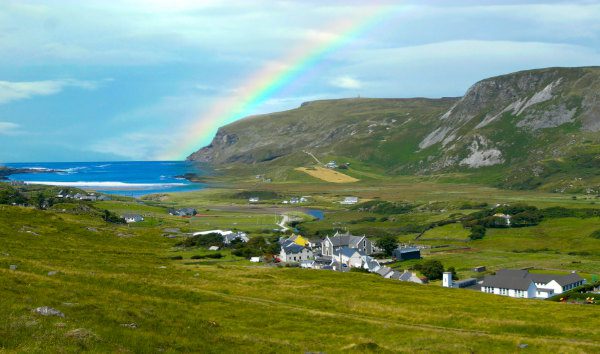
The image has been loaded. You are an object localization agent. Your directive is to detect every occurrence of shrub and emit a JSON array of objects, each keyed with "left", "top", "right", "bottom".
[
  {"left": 414, "top": 259, "right": 444, "bottom": 280},
  {"left": 191, "top": 253, "right": 223, "bottom": 260},
  {"left": 591, "top": 230, "right": 600, "bottom": 239},
  {"left": 170, "top": 255, "right": 183, "bottom": 260},
  {"left": 375, "top": 235, "right": 399, "bottom": 257},
  {"left": 469, "top": 225, "right": 486, "bottom": 240}
]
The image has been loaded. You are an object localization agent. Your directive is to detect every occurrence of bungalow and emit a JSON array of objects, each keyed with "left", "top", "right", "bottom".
[
  {"left": 325, "top": 161, "right": 338, "bottom": 169},
  {"left": 279, "top": 242, "right": 314, "bottom": 263},
  {"left": 223, "top": 231, "right": 249, "bottom": 245},
  {"left": 169, "top": 208, "right": 197, "bottom": 217},
  {"left": 397, "top": 270, "right": 426, "bottom": 284},
  {"left": 122, "top": 213, "right": 144, "bottom": 223},
  {"left": 248, "top": 197, "right": 260, "bottom": 203},
  {"left": 480, "top": 269, "right": 585, "bottom": 299},
  {"left": 321, "top": 231, "right": 373, "bottom": 256},
  {"left": 79, "top": 194, "right": 97, "bottom": 201},
  {"left": 340, "top": 197, "right": 359, "bottom": 205},
  {"left": 443, "top": 273, "right": 477, "bottom": 289},
  {"left": 376, "top": 266, "right": 394, "bottom": 278},
  {"left": 193, "top": 230, "right": 249, "bottom": 244},
  {"left": 392, "top": 247, "right": 421, "bottom": 261}
]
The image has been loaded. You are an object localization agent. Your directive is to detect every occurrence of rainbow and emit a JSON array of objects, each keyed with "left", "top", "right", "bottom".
[{"left": 161, "top": 4, "right": 397, "bottom": 160}]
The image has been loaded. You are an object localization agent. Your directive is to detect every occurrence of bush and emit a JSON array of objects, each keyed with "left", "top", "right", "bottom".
[
  {"left": 591, "top": 230, "right": 600, "bottom": 239},
  {"left": 177, "top": 233, "right": 224, "bottom": 248},
  {"left": 414, "top": 259, "right": 444, "bottom": 280},
  {"left": 191, "top": 253, "right": 223, "bottom": 260},
  {"left": 375, "top": 235, "right": 399, "bottom": 257},
  {"left": 170, "top": 255, "right": 183, "bottom": 260},
  {"left": 351, "top": 200, "right": 415, "bottom": 214},
  {"left": 469, "top": 225, "right": 486, "bottom": 240}
]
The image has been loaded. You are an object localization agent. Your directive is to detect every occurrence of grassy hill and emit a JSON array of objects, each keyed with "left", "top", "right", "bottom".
[
  {"left": 2, "top": 199, "right": 600, "bottom": 352},
  {"left": 188, "top": 67, "right": 600, "bottom": 192}
]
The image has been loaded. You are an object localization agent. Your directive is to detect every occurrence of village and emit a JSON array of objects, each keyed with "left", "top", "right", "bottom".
[{"left": 52, "top": 187, "right": 592, "bottom": 302}]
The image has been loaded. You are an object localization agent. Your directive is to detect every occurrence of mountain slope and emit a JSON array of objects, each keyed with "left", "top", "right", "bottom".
[{"left": 189, "top": 67, "right": 600, "bottom": 191}]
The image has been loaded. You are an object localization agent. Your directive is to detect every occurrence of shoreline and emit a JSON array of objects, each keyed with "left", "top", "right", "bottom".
[{"left": 0, "top": 166, "right": 62, "bottom": 181}]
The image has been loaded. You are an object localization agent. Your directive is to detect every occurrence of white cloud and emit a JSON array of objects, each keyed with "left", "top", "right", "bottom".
[
  {"left": 0, "top": 79, "right": 103, "bottom": 104},
  {"left": 0, "top": 121, "right": 19, "bottom": 134},
  {"left": 89, "top": 132, "right": 181, "bottom": 160},
  {"left": 330, "top": 76, "right": 362, "bottom": 89}
]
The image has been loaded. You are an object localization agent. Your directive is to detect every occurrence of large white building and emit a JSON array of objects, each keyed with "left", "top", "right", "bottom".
[{"left": 479, "top": 269, "right": 585, "bottom": 299}]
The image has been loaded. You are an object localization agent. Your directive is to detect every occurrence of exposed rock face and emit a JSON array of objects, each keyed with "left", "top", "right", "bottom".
[{"left": 459, "top": 136, "right": 504, "bottom": 168}]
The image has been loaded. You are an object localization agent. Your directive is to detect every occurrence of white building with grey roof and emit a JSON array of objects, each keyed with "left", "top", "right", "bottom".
[{"left": 480, "top": 269, "right": 585, "bottom": 299}]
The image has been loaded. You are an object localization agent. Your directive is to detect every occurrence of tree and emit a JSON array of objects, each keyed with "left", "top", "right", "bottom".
[
  {"left": 416, "top": 259, "right": 444, "bottom": 280},
  {"left": 469, "top": 225, "right": 486, "bottom": 240},
  {"left": 376, "top": 235, "right": 399, "bottom": 257},
  {"left": 447, "top": 266, "right": 458, "bottom": 280},
  {"left": 34, "top": 193, "right": 46, "bottom": 209}
]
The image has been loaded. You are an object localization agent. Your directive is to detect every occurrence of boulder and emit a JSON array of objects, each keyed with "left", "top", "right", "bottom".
[{"left": 33, "top": 306, "right": 64, "bottom": 317}]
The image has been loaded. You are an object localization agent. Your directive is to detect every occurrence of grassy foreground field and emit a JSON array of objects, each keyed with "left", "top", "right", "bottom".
[{"left": 1, "top": 206, "right": 600, "bottom": 353}]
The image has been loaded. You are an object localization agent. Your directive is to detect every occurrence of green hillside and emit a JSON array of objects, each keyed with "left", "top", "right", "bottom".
[
  {"left": 188, "top": 67, "right": 600, "bottom": 192},
  {"left": 1, "top": 205, "right": 600, "bottom": 353}
]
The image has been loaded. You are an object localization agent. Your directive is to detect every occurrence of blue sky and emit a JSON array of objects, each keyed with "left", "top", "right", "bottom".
[{"left": 1, "top": 0, "right": 599, "bottom": 162}]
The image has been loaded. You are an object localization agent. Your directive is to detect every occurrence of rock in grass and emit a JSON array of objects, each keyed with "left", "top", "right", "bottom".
[
  {"left": 48, "top": 271, "right": 58, "bottom": 276},
  {"left": 120, "top": 322, "right": 138, "bottom": 329},
  {"left": 9, "top": 264, "right": 17, "bottom": 270},
  {"left": 519, "top": 343, "right": 529, "bottom": 349},
  {"left": 65, "top": 328, "right": 96, "bottom": 340},
  {"left": 33, "top": 306, "right": 64, "bottom": 317}
]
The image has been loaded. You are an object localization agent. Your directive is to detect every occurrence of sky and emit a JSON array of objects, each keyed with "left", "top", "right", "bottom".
[{"left": 1, "top": 0, "right": 599, "bottom": 162}]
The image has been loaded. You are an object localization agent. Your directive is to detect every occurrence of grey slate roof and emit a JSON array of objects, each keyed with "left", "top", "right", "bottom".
[
  {"left": 398, "top": 271, "right": 412, "bottom": 281},
  {"left": 376, "top": 266, "right": 393, "bottom": 277},
  {"left": 482, "top": 269, "right": 584, "bottom": 290},
  {"left": 282, "top": 243, "right": 306, "bottom": 254},
  {"left": 328, "top": 232, "right": 365, "bottom": 248},
  {"left": 481, "top": 270, "right": 533, "bottom": 291},
  {"left": 335, "top": 247, "right": 365, "bottom": 258}
]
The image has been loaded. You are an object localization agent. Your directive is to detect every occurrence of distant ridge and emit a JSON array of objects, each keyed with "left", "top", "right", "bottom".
[{"left": 189, "top": 67, "right": 600, "bottom": 192}]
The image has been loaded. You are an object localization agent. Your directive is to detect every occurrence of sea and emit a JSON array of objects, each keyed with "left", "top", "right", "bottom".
[{"left": 3, "top": 161, "right": 206, "bottom": 197}]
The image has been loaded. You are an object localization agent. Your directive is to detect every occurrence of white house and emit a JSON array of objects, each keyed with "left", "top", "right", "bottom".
[
  {"left": 249, "top": 197, "right": 260, "bottom": 203},
  {"left": 397, "top": 270, "right": 426, "bottom": 284},
  {"left": 279, "top": 242, "right": 314, "bottom": 263},
  {"left": 122, "top": 213, "right": 144, "bottom": 223},
  {"left": 332, "top": 247, "right": 365, "bottom": 268},
  {"left": 321, "top": 231, "right": 373, "bottom": 256},
  {"left": 340, "top": 197, "right": 359, "bottom": 205},
  {"left": 480, "top": 269, "right": 585, "bottom": 299}
]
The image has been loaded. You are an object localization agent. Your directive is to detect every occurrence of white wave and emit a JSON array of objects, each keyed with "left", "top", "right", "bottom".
[
  {"left": 23, "top": 181, "right": 187, "bottom": 189},
  {"left": 22, "top": 167, "right": 55, "bottom": 171},
  {"left": 62, "top": 167, "right": 88, "bottom": 173},
  {"left": 95, "top": 164, "right": 111, "bottom": 168}
]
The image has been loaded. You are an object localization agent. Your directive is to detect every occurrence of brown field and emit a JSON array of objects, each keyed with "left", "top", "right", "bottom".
[{"left": 295, "top": 166, "right": 359, "bottom": 183}]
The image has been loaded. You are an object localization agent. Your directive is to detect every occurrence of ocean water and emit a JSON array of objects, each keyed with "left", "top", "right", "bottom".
[{"left": 4, "top": 161, "right": 205, "bottom": 197}]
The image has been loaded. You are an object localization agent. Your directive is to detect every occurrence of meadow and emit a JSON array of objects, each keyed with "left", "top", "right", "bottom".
[{"left": 1, "top": 206, "right": 600, "bottom": 353}]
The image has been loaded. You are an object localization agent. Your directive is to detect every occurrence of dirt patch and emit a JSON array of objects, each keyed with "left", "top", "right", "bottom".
[{"left": 295, "top": 167, "right": 359, "bottom": 183}]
